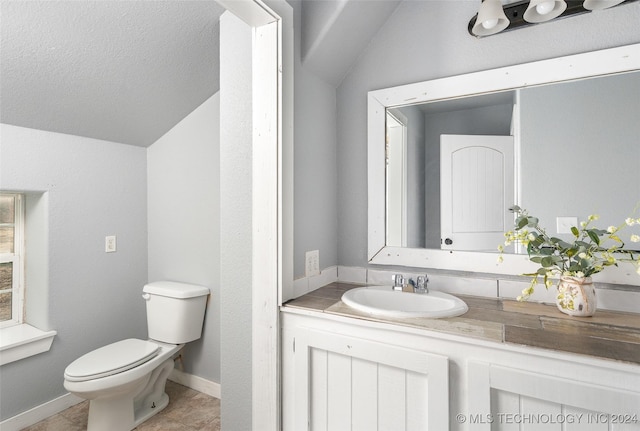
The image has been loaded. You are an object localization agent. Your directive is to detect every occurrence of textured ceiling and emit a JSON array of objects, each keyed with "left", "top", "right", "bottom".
[{"left": 0, "top": 1, "right": 225, "bottom": 147}]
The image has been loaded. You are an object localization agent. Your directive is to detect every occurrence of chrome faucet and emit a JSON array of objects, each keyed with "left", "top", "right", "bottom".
[
  {"left": 392, "top": 274, "right": 405, "bottom": 291},
  {"left": 414, "top": 275, "right": 429, "bottom": 294},
  {"left": 393, "top": 274, "right": 429, "bottom": 293}
]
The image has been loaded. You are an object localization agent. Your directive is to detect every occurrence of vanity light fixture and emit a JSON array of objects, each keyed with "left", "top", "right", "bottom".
[
  {"left": 471, "top": 0, "right": 510, "bottom": 36},
  {"left": 583, "top": 0, "right": 626, "bottom": 9},
  {"left": 469, "top": 0, "right": 636, "bottom": 37},
  {"left": 523, "top": 0, "right": 567, "bottom": 22}
]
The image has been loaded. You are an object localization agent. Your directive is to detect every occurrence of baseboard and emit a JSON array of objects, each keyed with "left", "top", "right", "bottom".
[
  {"left": 0, "top": 392, "right": 83, "bottom": 431},
  {"left": 169, "top": 368, "right": 221, "bottom": 399}
]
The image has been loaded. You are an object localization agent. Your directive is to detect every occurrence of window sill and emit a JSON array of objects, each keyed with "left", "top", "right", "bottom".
[{"left": 0, "top": 324, "right": 57, "bottom": 366}]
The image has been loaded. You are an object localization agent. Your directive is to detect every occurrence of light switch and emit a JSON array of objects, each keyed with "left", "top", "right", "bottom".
[{"left": 556, "top": 217, "right": 578, "bottom": 234}]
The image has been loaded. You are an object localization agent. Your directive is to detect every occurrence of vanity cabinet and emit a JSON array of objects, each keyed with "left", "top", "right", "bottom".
[
  {"left": 282, "top": 313, "right": 449, "bottom": 431},
  {"left": 281, "top": 311, "right": 640, "bottom": 431}
]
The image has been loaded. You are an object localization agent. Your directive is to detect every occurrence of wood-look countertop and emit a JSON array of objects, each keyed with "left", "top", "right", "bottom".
[{"left": 283, "top": 283, "right": 640, "bottom": 366}]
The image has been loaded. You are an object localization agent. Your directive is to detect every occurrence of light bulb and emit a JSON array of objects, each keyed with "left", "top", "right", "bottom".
[
  {"left": 482, "top": 18, "right": 498, "bottom": 29},
  {"left": 535, "top": 1, "right": 555, "bottom": 15}
]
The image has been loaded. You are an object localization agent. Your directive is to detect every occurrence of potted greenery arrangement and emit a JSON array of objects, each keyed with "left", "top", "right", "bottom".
[{"left": 499, "top": 205, "right": 640, "bottom": 317}]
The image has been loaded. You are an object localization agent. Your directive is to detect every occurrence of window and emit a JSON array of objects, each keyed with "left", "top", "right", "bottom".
[{"left": 0, "top": 193, "right": 24, "bottom": 328}]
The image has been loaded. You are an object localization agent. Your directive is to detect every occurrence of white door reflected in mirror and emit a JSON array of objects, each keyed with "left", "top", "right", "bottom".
[{"left": 440, "top": 134, "right": 514, "bottom": 251}]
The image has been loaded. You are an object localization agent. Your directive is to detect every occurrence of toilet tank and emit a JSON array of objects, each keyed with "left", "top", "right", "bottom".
[{"left": 142, "top": 281, "right": 210, "bottom": 344}]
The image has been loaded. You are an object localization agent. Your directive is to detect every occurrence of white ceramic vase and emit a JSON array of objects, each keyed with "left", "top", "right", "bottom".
[{"left": 556, "top": 276, "right": 597, "bottom": 317}]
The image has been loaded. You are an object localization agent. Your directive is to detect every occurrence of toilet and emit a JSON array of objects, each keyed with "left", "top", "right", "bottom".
[{"left": 64, "top": 281, "right": 209, "bottom": 431}]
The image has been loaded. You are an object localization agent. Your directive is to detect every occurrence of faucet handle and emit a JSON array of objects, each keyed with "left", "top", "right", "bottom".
[
  {"left": 414, "top": 274, "right": 429, "bottom": 293},
  {"left": 392, "top": 274, "right": 405, "bottom": 291}
]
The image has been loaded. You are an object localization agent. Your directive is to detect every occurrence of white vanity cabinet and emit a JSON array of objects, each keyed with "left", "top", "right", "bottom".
[
  {"left": 282, "top": 312, "right": 450, "bottom": 431},
  {"left": 281, "top": 310, "right": 640, "bottom": 431}
]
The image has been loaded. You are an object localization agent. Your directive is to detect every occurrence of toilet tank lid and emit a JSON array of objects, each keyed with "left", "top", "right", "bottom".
[{"left": 143, "top": 281, "right": 210, "bottom": 299}]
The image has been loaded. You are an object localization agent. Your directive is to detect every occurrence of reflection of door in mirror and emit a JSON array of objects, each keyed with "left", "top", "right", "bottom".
[
  {"left": 440, "top": 135, "right": 514, "bottom": 251},
  {"left": 386, "top": 112, "right": 407, "bottom": 247}
]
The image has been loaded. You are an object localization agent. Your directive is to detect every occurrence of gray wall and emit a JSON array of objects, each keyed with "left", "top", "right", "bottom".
[
  {"left": 394, "top": 104, "right": 426, "bottom": 248},
  {"left": 0, "top": 124, "right": 147, "bottom": 420},
  {"left": 335, "top": 0, "right": 640, "bottom": 268},
  {"left": 520, "top": 72, "right": 640, "bottom": 240},
  {"left": 423, "top": 104, "right": 513, "bottom": 248},
  {"left": 292, "top": 0, "right": 338, "bottom": 278},
  {"left": 147, "top": 93, "right": 220, "bottom": 383}
]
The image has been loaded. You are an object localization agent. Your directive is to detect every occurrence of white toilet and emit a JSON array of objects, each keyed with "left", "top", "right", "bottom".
[{"left": 64, "top": 281, "right": 210, "bottom": 431}]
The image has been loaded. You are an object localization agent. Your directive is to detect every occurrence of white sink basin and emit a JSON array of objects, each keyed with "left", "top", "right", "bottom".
[{"left": 341, "top": 286, "right": 468, "bottom": 319}]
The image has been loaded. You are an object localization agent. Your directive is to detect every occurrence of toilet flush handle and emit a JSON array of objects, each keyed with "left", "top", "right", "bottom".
[{"left": 142, "top": 293, "right": 151, "bottom": 300}]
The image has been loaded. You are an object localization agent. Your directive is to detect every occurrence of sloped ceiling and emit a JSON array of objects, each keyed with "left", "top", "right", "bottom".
[
  {"left": 0, "top": 0, "right": 402, "bottom": 147},
  {"left": 0, "top": 1, "right": 224, "bottom": 147},
  {"left": 301, "top": 0, "right": 402, "bottom": 87}
]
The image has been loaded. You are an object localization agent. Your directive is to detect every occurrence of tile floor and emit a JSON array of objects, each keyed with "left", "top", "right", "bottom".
[{"left": 21, "top": 381, "right": 220, "bottom": 431}]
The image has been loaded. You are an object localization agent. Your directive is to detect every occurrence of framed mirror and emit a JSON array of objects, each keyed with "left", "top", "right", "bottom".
[{"left": 368, "top": 43, "right": 640, "bottom": 285}]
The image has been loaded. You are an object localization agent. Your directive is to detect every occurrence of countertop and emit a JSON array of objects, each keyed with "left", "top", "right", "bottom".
[{"left": 283, "top": 283, "right": 640, "bottom": 366}]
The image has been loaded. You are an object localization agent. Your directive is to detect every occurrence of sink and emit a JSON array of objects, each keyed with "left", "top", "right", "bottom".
[{"left": 341, "top": 286, "right": 468, "bottom": 319}]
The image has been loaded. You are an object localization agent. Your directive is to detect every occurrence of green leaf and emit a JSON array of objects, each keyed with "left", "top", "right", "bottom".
[
  {"left": 571, "top": 226, "right": 579, "bottom": 237},
  {"left": 532, "top": 237, "right": 545, "bottom": 247},
  {"left": 556, "top": 240, "right": 572, "bottom": 249},
  {"left": 527, "top": 217, "right": 539, "bottom": 227},
  {"left": 568, "top": 263, "right": 582, "bottom": 272},
  {"left": 587, "top": 230, "right": 600, "bottom": 245},
  {"left": 517, "top": 217, "right": 528, "bottom": 230},
  {"left": 541, "top": 256, "right": 555, "bottom": 267}
]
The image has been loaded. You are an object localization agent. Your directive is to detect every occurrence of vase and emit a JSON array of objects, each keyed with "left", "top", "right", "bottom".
[{"left": 555, "top": 276, "right": 597, "bottom": 317}]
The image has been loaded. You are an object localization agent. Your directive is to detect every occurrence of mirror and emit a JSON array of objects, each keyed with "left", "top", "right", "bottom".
[{"left": 368, "top": 43, "right": 640, "bottom": 284}]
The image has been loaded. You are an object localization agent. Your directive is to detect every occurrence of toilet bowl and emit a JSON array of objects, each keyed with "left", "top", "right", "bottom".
[{"left": 64, "top": 281, "right": 209, "bottom": 431}]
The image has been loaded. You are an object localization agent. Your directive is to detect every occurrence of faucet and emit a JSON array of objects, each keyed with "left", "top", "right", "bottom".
[
  {"left": 393, "top": 274, "right": 429, "bottom": 293},
  {"left": 392, "top": 274, "right": 405, "bottom": 291},
  {"left": 414, "top": 274, "right": 429, "bottom": 294}
]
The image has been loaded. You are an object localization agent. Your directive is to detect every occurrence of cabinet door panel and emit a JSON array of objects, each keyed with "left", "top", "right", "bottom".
[
  {"left": 520, "top": 396, "right": 562, "bottom": 431},
  {"left": 406, "top": 370, "right": 430, "bottom": 431},
  {"left": 291, "top": 328, "right": 449, "bottom": 431},
  {"left": 378, "top": 363, "right": 407, "bottom": 431},
  {"left": 470, "top": 361, "right": 640, "bottom": 431},
  {"left": 563, "top": 406, "right": 608, "bottom": 431},
  {"left": 352, "top": 357, "right": 378, "bottom": 431},
  {"left": 326, "top": 351, "right": 352, "bottom": 431},
  {"left": 310, "top": 348, "right": 328, "bottom": 431}
]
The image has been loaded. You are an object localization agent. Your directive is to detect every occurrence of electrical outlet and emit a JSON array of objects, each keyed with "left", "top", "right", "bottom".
[
  {"left": 305, "top": 250, "right": 320, "bottom": 277},
  {"left": 105, "top": 235, "right": 117, "bottom": 253},
  {"left": 556, "top": 217, "right": 578, "bottom": 234}
]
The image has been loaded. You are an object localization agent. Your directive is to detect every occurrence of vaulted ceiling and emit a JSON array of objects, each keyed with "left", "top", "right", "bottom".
[
  {"left": 0, "top": 0, "right": 401, "bottom": 147},
  {"left": 1, "top": 1, "right": 224, "bottom": 147}
]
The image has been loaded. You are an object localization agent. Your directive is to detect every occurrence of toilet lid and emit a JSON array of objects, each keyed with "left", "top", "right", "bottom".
[{"left": 64, "top": 339, "right": 160, "bottom": 382}]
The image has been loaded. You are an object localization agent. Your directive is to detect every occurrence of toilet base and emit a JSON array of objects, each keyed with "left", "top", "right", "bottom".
[
  {"left": 85, "top": 358, "right": 175, "bottom": 431},
  {"left": 87, "top": 395, "right": 136, "bottom": 431},
  {"left": 134, "top": 392, "right": 169, "bottom": 426}
]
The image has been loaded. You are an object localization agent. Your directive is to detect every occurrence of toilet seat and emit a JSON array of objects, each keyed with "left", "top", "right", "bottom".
[{"left": 64, "top": 339, "right": 160, "bottom": 382}]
